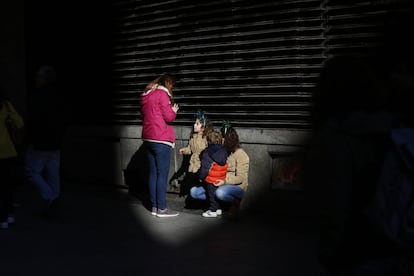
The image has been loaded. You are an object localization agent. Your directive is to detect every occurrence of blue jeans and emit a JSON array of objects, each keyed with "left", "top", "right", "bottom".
[
  {"left": 144, "top": 141, "right": 172, "bottom": 210},
  {"left": 25, "top": 145, "right": 61, "bottom": 201},
  {"left": 190, "top": 184, "right": 245, "bottom": 203}
]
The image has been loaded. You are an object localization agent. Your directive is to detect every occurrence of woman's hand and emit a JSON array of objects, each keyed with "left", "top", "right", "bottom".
[
  {"left": 172, "top": 103, "right": 179, "bottom": 113},
  {"left": 215, "top": 179, "right": 225, "bottom": 186}
]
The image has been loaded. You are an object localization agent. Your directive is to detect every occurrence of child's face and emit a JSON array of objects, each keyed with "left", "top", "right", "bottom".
[{"left": 193, "top": 119, "right": 204, "bottom": 133}]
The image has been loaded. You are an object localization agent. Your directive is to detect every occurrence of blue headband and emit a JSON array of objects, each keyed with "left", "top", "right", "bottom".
[{"left": 195, "top": 109, "right": 207, "bottom": 126}]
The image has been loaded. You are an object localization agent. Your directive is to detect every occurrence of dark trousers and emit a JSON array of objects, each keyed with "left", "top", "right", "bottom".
[
  {"left": 206, "top": 182, "right": 220, "bottom": 212},
  {"left": 0, "top": 158, "right": 16, "bottom": 221}
]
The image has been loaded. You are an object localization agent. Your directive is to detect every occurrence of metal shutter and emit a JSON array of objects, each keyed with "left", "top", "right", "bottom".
[{"left": 110, "top": 0, "right": 413, "bottom": 129}]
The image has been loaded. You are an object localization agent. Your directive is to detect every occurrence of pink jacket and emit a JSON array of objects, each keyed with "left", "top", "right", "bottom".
[{"left": 140, "top": 86, "right": 177, "bottom": 144}]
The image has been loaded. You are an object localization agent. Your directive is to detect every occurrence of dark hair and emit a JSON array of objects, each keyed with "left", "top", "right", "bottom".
[
  {"left": 158, "top": 73, "right": 175, "bottom": 88},
  {"left": 144, "top": 73, "right": 176, "bottom": 98},
  {"left": 36, "top": 65, "right": 57, "bottom": 88},
  {"left": 36, "top": 65, "right": 57, "bottom": 84},
  {"left": 195, "top": 109, "right": 207, "bottom": 126},
  {"left": 223, "top": 127, "right": 240, "bottom": 153},
  {"left": 220, "top": 120, "right": 232, "bottom": 136},
  {"left": 202, "top": 121, "right": 214, "bottom": 138}
]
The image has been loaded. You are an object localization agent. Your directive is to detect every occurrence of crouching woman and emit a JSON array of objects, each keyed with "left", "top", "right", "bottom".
[{"left": 190, "top": 125, "right": 249, "bottom": 217}]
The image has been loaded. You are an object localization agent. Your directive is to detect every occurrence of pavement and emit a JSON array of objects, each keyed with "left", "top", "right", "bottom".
[{"left": 1, "top": 180, "right": 329, "bottom": 276}]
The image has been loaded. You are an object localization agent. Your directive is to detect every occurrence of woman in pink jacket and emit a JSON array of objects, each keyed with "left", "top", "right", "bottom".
[{"left": 141, "top": 73, "right": 180, "bottom": 217}]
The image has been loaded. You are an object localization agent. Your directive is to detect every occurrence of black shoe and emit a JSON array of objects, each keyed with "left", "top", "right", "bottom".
[{"left": 41, "top": 199, "right": 59, "bottom": 220}]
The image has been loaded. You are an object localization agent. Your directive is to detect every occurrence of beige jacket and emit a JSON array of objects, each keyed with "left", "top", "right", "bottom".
[
  {"left": 180, "top": 132, "right": 208, "bottom": 173},
  {"left": 0, "top": 101, "right": 24, "bottom": 159},
  {"left": 225, "top": 148, "right": 250, "bottom": 191}
]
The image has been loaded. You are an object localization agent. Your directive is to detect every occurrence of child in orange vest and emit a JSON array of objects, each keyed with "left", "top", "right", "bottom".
[{"left": 198, "top": 130, "right": 228, "bottom": 217}]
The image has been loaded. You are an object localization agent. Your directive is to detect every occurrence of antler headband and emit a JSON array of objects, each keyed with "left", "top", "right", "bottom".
[
  {"left": 221, "top": 120, "right": 232, "bottom": 135},
  {"left": 195, "top": 109, "right": 207, "bottom": 126}
]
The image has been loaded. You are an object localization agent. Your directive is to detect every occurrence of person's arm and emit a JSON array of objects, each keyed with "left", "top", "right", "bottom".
[
  {"left": 225, "top": 150, "right": 249, "bottom": 185},
  {"left": 179, "top": 137, "right": 192, "bottom": 154},
  {"left": 198, "top": 151, "right": 211, "bottom": 180},
  {"left": 6, "top": 101, "right": 24, "bottom": 129},
  {"left": 159, "top": 92, "right": 178, "bottom": 122}
]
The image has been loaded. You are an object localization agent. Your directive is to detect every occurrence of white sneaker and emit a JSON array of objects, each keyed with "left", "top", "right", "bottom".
[
  {"left": 151, "top": 207, "right": 157, "bottom": 216},
  {"left": 216, "top": 209, "right": 222, "bottom": 216},
  {"left": 202, "top": 210, "right": 218, "bottom": 218},
  {"left": 0, "top": 221, "right": 8, "bottom": 229}
]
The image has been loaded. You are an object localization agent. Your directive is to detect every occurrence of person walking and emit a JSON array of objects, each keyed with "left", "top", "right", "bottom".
[
  {"left": 141, "top": 73, "right": 180, "bottom": 217},
  {"left": 0, "top": 90, "right": 24, "bottom": 229},
  {"left": 25, "top": 65, "right": 65, "bottom": 219}
]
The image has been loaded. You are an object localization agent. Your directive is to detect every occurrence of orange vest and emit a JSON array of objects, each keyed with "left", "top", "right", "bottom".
[{"left": 205, "top": 162, "right": 228, "bottom": 185}]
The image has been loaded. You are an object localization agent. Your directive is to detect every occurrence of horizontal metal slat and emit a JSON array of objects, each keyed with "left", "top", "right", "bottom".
[{"left": 108, "top": 0, "right": 407, "bottom": 129}]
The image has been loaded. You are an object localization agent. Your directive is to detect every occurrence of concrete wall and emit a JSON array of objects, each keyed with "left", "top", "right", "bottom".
[{"left": 61, "top": 125, "right": 313, "bottom": 208}]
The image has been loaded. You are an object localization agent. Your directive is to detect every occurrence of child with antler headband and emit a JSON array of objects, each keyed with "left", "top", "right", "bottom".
[{"left": 175, "top": 110, "right": 213, "bottom": 196}]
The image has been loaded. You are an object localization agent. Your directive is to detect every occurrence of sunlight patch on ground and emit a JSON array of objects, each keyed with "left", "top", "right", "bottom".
[{"left": 128, "top": 202, "right": 221, "bottom": 247}]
